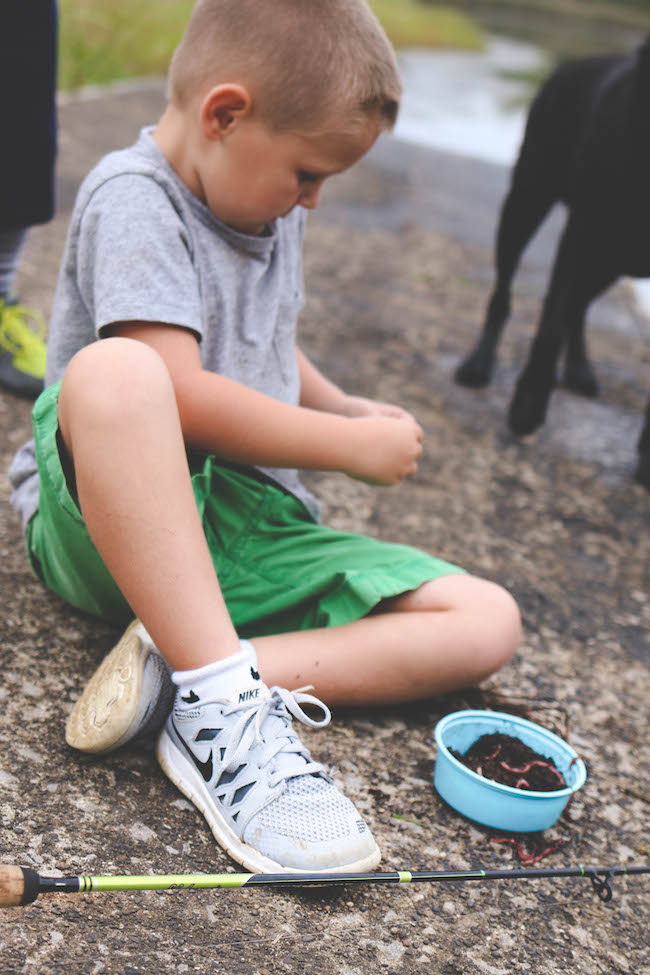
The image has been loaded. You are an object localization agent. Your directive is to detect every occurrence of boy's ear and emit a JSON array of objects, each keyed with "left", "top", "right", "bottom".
[{"left": 200, "top": 84, "right": 253, "bottom": 139}]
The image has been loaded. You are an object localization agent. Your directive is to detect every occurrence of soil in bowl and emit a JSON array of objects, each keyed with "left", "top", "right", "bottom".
[{"left": 450, "top": 732, "right": 567, "bottom": 791}]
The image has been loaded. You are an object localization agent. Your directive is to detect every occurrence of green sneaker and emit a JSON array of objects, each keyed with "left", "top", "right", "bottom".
[{"left": 0, "top": 298, "right": 47, "bottom": 398}]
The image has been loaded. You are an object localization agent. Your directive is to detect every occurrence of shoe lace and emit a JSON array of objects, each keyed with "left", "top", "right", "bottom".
[
  {"left": 220, "top": 686, "right": 331, "bottom": 789},
  {"left": 0, "top": 300, "right": 47, "bottom": 378}
]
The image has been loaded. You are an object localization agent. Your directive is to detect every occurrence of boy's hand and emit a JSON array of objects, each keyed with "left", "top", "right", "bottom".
[
  {"left": 344, "top": 414, "right": 423, "bottom": 486},
  {"left": 341, "top": 394, "right": 417, "bottom": 424}
]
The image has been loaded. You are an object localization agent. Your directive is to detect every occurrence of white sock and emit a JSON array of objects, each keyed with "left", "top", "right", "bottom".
[{"left": 172, "top": 640, "right": 267, "bottom": 709}]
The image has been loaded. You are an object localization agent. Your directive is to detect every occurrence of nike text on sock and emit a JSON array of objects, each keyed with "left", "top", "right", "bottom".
[{"left": 172, "top": 641, "right": 265, "bottom": 707}]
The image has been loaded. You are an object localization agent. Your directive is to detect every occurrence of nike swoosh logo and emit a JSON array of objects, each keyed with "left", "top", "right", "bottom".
[
  {"left": 173, "top": 720, "right": 213, "bottom": 782},
  {"left": 181, "top": 690, "right": 200, "bottom": 704},
  {"left": 250, "top": 667, "right": 260, "bottom": 681}
]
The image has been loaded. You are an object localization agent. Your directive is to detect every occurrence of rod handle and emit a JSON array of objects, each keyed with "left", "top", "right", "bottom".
[{"left": 0, "top": 866, "right": 39, "bottom": 907}]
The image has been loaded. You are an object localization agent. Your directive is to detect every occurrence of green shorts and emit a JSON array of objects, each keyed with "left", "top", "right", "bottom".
[{"left": 26, "top": 381, "right": 465, "bottom": 637}]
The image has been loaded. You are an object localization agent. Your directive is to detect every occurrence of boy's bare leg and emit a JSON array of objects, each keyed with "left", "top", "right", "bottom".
[
  {"left": 59, "top": 337, "right": 382, "bottom": 871},
  {"left": 253, "top": 575, "right": 521, "bottom": 706},
  {"left": 58, "top": 336, "right": 241, "bottom": 670}
]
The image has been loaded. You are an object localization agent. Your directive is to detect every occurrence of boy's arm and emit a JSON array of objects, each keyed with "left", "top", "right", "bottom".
[
  {"left": 296, "top": 346, "right": 417, "bottom": 422},
  {"left": 104, "top": 323, "right": 423, "bottom": 486}
]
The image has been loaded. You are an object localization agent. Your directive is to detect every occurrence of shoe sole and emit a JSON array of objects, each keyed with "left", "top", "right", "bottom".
[
  {"left": 0, "top": 354, "right": 44, "bottom": 398},
  {"left": 66, "top": 620, "right": 157, "bottom": 754},
  {"left": 156, "top": 720, "right": 381, "bottom": 875}
]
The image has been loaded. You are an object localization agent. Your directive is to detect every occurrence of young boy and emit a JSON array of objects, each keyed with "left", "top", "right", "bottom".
[{"left": 9, "top": 0, "right": 521, "bottom": 874}]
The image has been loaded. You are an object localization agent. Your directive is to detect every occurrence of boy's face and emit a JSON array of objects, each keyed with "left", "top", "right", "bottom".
[{"left": 196, "top": 116, "right": 379, "bottom": 235}]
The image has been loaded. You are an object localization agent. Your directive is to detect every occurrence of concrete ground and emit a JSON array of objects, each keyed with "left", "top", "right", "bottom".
[{"left": 1, "top": 82, "right": 648, "bottom": 975}]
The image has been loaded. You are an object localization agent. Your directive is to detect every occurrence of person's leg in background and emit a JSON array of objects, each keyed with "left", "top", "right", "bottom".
[{"left": 0, "top": 0, "right": 57, "bottom": 397}]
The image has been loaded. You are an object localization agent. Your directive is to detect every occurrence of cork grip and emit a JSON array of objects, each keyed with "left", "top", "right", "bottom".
[
  {"left": 0, "top": 866, "right": 27, "bottom": 907},
  {"left": 0, "top": 866, "right": 39, "bottom": 907}
]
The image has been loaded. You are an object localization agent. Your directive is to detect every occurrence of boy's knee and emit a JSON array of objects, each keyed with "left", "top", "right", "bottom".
[
  {"left": 60, "top": 337, "right": 174, "bottom": 428},
  {"left": 429, "top": 574, "right": 520, "bottom": 678},
  {"left": 63, "top": 336, "right": 169, "bottom": 389},
  {"left": 470, "top": 579, "right": 521, "bottom": 676}
]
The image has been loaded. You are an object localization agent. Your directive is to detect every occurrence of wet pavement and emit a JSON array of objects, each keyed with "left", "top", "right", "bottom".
[{"left": 1, "top": 81, "right": 648, "bottom": 974}]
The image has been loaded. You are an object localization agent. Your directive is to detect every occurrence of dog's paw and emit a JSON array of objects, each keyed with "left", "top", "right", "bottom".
[
  {"left": 454, "top": 351, "right": 493, "bottom": 388},
  {"left": 562, "top": 360, "right": 599, "bottom": 398},
  {"left": 507, "top": 374, "right": 552, "bottom": 435}
]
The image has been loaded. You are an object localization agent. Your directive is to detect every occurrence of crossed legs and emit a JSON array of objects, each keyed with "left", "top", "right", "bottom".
[{"left": 58, "top": 336, "right": 520, "bottom": 705}]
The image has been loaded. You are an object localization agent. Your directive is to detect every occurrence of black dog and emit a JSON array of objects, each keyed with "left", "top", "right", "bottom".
[{"left": 455, "top": 37, "right": 650, "bottom": 488}]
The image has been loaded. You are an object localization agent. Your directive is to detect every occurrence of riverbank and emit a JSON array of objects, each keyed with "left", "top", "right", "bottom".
[
  {"left": 450, "top": 0, "right": 649, "bottom": 59},
  {"left": 455, "top": 0, "right": 650, "bottom": 30}
]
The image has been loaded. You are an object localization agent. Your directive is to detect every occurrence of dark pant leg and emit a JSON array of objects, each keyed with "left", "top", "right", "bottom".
[{"left": 0, "top": 0, "right": 58, "bottom": 229}]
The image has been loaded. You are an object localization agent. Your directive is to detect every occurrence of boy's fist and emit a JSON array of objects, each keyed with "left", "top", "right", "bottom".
[{"left": 344, "top": 415, "right": 423, "bottom": 486}]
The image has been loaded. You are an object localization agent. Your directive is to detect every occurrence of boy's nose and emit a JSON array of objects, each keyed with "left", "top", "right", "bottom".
[{"left": 299, "top": 184, "right": 322, "bottom": 210}]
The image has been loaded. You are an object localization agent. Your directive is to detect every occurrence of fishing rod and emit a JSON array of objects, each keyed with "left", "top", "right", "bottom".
[{"left": 2, "top": 862, "right": 648, "bottom": 908}]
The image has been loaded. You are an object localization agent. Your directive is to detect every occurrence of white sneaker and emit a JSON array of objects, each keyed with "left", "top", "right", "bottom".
[
  {"left": 156, "top": 643, "right": 381, "bottom": 873},
  {"left": 66, "top": 620, "right": 175, "bottom": 753}
]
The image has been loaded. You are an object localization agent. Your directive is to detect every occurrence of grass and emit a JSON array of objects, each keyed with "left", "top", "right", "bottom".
[
  {"left": 368, "top": 1, "right": 483, "bottom": 50},
  {"left": 58, "top": 0, "right": 195, "bottom": 91},
  {"left": 58, "top": 0, "right": 484, "bottom": 92}
]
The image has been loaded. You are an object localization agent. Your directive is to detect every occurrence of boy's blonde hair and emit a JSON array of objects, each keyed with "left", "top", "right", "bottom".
[{"left": 168, "top": 0, "right": 401, "bottom": 133}]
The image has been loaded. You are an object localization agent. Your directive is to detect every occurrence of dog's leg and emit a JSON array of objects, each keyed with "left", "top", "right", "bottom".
[
  {"left": 507, "top": 221, "right": 593, "bottom": 435},
  {"left": 562, "top": 261, "right": 618, "bottom": 397},
  {"left": 455, "top": 62, "right": 571, "bottom": 392},
  {"left": 635, "top": 397, "right": 650, "bottom": 489},
  {"left": 455, "top": 183, "right": 555, "bottom": 389},
  {"left": 562, "top": 314, "right": 599, "bottom": 397}
]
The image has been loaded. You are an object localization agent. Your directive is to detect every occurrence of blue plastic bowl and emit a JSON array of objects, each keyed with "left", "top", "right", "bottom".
[{"left": 434, "top": 710, "right": 587, "bottom": 832}]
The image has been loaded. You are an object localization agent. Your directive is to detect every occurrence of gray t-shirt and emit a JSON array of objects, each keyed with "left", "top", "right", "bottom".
[{"left": 9, "top": 128, "right": 319, "bottom": 525}]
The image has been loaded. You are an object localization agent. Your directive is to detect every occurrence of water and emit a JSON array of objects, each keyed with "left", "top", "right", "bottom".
[
  {"left": 393, "top": 37, "right": 650, "bottom": 319},
  {"left": 394, "top": 37, "right": 546, "bottom": 166}
]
